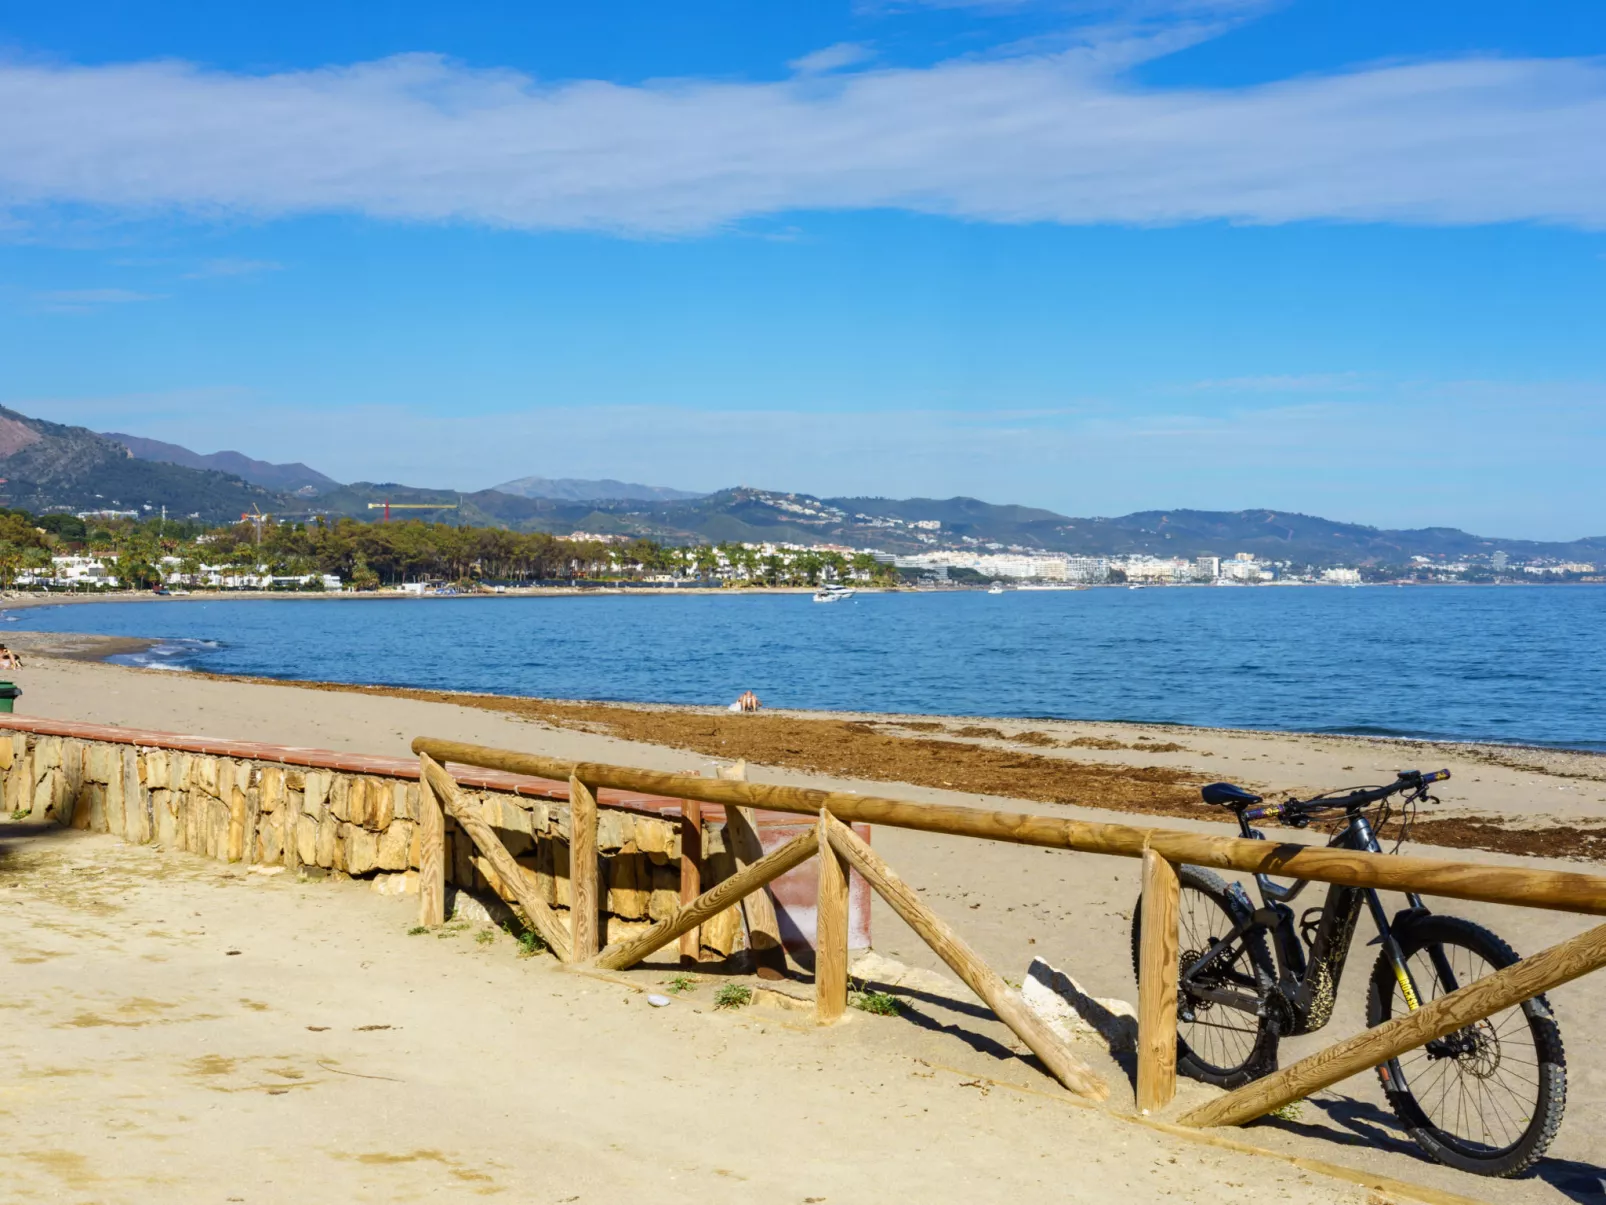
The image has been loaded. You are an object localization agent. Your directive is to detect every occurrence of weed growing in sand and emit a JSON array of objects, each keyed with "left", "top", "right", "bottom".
[
  {"left": 508, "top": 925, "right": 545, "bottom": 958},
  {"left": 10, "top": 808, "right": 28, "bottom": 821},
  {"left": 665, "top": 973, "right": 698, "bottom": 994},
  {"left": 850, "top": 988, "right": 900, "bottom": 1016},
  {"left": 713, "top": 984, "right": 752, "bottom": 1010},
  {"left": 1268, "top": 1100, "right": 1305, "bottom": 1122},
  {"left": 407, "top": 926, "right": 428, "bottom": 936},
  {"left": 475, "top": 928, "right": 496, "bottom": 946},
  {"left": 436, "top": 922, "right": 470, "bottom": 940}
]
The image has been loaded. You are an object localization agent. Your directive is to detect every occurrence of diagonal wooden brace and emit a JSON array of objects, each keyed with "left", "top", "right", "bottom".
[
  {"left": 594, "top": 828, "right": 819, "bottom": 972},
  {"left": 418, "top": 753, "right": 572, "bottom": 962},
  {"left": 822, "top": 812, "right": 1109, "bottom": 1102}
]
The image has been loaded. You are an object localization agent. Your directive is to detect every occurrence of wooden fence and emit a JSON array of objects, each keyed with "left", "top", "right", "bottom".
[{"left": 413, "top": 736, "right": 1606, "bottom": 1126}]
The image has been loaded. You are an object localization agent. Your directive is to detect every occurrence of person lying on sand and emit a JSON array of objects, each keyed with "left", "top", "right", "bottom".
[
  {"left": 0, "top": 645, "right": 21, "bottom": 669},
  {"left": 728, "top": 690, "right": 760, "bottom": 713}
]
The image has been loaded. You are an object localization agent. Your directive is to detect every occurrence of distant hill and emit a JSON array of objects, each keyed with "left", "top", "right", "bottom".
[
  {"left": 5, "top": 406, "right": 1598, "bottom": 565},
  {"left": 105, "top": 432, "right": 339, "bottom": 495},
  {"left": 0, "top": 407, "right": 288, "bottom": 521},
  {"left": 491, "top": 475, "right": 705, "bottom": 503}
]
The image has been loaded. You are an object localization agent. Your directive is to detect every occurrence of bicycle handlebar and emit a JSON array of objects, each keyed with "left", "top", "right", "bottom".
[{"left": 1242, "top": 768, "right": 1449, "bottom": 823}]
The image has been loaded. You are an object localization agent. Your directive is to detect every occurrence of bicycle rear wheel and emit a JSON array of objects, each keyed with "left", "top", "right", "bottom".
[
  {"left": 1368, "top": 915, "right": 1566, "bottom": 1177},
  {"left": 1132, "top": 864, "right": 1279, "bottom": 1088}
]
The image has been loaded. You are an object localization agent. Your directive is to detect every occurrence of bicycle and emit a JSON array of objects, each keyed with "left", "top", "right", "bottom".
[{"left": 1131, "top": 769, "right": 1566, "bottom": 1177}]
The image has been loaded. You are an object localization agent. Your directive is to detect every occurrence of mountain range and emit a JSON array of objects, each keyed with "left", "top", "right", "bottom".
[{"left": 0, "top": 405, "right": 1599, "bottom": 565}]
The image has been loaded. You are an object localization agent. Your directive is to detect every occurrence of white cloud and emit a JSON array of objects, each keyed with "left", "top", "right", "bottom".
[
  {"left": 1, "top": 39, "right": 1603, "bottom": 235},
  {"left": 789, "top": 43, "right": 875, "bottom": 76}
]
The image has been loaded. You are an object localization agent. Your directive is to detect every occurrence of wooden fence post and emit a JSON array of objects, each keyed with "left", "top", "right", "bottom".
[
  {"left": 569, "top": 775, "right": 599, "bottom": 959},
  {"left": 816, "top": 808, "right": 850, "bottom": 1025},
  {"left": 417, "top": 755, "right": 446, "bottom": 928},
  {"left": 1137, "top": 850, "right": 1179, "bottom": 1113},
  {"left": 679, "top": 799, "right": 702, "bottom": 964},
  {"left": 719, "top": 761, "right": 788, "bottom": 979}
]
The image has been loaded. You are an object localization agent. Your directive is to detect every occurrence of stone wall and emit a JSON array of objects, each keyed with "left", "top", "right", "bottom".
[{"left": 0, "top": 718, "right": 870, "bottom": 958}]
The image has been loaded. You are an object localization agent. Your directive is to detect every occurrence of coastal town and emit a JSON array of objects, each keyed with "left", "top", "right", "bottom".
[{"left": 7, "top": 509, "right": 1601, "bottom": 593}]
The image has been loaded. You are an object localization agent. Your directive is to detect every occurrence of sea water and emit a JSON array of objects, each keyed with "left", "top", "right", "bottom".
[{"left": 11, "top": 586, "right": 1605, "bottom": 750}]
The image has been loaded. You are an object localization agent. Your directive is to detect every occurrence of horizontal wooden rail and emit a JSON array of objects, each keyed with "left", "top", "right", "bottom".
[
  {"left": 1180, "top": 919, "right": 1606, "bottom": 1129},
  {"left": 419, "top": 754, "right": 572, "bottom": 962},
  {"left": 412, "top": 737, "right": 1606, "bottom": 917},
  {"left": 823, "top": 813, "right": 1109, "bottom": 1102},
  {"left": 593, "top": 829, "right": 819, "bottom": 971}
]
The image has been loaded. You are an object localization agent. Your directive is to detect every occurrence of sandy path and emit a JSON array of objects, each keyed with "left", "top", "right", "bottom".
[
  {"left": 4, "top": 653, "right": 1606, "bottom": 1201},
  {"left": 4, "top": 826, "right": 1361, "bottom": 1205}
]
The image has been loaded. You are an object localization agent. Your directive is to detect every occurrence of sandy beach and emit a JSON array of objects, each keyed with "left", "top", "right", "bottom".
[{"left": 4, "top": 634, "right": 1605, "bottom": 1203}]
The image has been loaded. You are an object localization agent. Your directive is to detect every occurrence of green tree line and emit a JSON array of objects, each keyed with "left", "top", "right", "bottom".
[{"left": 6, "top": 510, "right": 898, "bottom": 590}]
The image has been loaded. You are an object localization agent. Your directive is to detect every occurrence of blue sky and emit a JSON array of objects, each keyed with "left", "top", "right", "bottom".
[{"left": 2, "top": 1, "right": 1603, "bottom": 539}]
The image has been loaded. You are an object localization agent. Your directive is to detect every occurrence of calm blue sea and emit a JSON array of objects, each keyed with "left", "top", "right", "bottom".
[{"left": 10, "top": 586, "right": 1605, "bottom": 750}]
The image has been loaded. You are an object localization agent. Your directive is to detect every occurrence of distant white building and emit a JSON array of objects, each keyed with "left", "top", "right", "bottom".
[{"left": 1322, "top": 567, "right": 1363, "bottom": 584}]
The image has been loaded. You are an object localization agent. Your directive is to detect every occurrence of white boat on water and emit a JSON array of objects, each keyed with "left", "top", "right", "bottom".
[
  {"left": 813, "top": 584, "right": 855, "bottom": 603},
  {"left": 987, "top": 582, "right": 1006, "bottom": 595}
]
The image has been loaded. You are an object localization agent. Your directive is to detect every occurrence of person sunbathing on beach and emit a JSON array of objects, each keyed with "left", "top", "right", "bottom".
[
  {"left": 0, "top": 645, "right": 21, "bottom": 669},
  {"left": 728, "top": 690, "right": 760, "bottom": 713}
]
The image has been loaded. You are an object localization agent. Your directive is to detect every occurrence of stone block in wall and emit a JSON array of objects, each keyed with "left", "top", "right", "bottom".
[
  {"left": 604, "top": 917, "right": 656, "bottom": 947},
  {"left": 191, "top": 755, "right": 219, "bottom": 798},
  {"left": 375, "top": 820, "right": 412, "bottom": 872},
  {"left": 596, "top": 809, "right": 634, "bottom": 853},
  {"left": 635, "top": 815, "right": 673, "bottom": 859},
  {"left": 369, "top": 779, "right": 395, "bottom": 830},
  {"left": 3, "top": 752, "right": 27, "bottom": 816},
  {"left": 0, "top": 738, "right": 11, "bottom": 771},
  {"left": 31, "top": 769, "right": 61, "bottom": 823},
  {"left": 105, "top": 759, "right": 125, "bottom": 836},
  {"left": 605, "top": 852, "right": 650, "bottom": 920},
  {"left": 259, "top": 766, "right": 285, "bottom": 813},
  {"left": 398, "top": 783, "right": 419, "bottom": 823},
  {"left": 85, "top": 743, "right": 114, "bottom": 784},
  {"left": 346, "top": 825, "right": 378, "bottom": 876},
  {"left": 233, "top": 760, "right": 253, "bottom": 797},
  {"left": 35, "top": 736, "right": 61, "bottom": 775},
  {"left": 303, "top": 770, "right": 331, "bottom": 822},
  {"left": 209, "top": 797, "right": 231, "bottom": 861},
  {"left": 330, "top": 822, "right": 350, "bottom": 874},
  {"left": 328, "top": 776, "right": 351, "bottom": 823},
  {"left": 123, "top": 748, "right": 149, "bottom": 844},
  {"left": 259, "top": 811, "right": 284, "bottom": 865},
  {"left": 700, "top": 900, "right": 743, "bottom": 958},
  {"left": 648, "top": 859, "right": 681, "bottom": 921},
  {"left": 153, "top": 790, "right": 176, "bottom": 847},
  {"left": 408, "top": 823, "right": 422, "bottom": 870},
  {"left": 316, "top": 813, "right": 338, "bottom": 868},
  {"left": 297, "top": 813, "right": 318, "bottom": 867},
  {"left": 346, "top": 777, "right": 369, "bottom": 827},
  {"left": 227, "top": 787, "right": 248, "bottom": 863},
  {"left": 141, "top": 748, "right": 163, "bottom": 789},
  {"left": 70, "top": 782, "right": 101, "bottom": 830}
]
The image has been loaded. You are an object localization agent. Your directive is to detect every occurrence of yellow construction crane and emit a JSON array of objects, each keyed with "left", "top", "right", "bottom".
[{"left": 366, "top": 499, "right": 461, "bottom": 523}]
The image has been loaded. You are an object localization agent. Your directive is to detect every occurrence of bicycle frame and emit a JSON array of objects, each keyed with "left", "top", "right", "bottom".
[{"left": 1179, "top": 805, "right": 1442, "bottom": 1035}]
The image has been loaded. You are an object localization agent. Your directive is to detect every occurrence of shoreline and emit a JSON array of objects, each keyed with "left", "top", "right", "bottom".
[
  {"left": 6, "top": 632, "right": 1606, "bottom": 864},
  {"left": 5, "top": 619, "right": 1605, "bottom": 769}
]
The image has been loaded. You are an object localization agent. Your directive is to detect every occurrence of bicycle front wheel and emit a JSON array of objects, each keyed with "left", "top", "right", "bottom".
[{"left": 1367, "top": 915, "right": 1566, "bottom": 1177}]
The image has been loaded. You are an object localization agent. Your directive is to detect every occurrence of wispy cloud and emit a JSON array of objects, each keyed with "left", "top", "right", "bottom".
[
  {"left": 1186, "top": 373, "right": 1368, "bottom": 393},
  {"left": 182, "top": 257, "right": 284, "bottom": 279},
  {"left": 32, "top": 287, "right": 166, "bottom": 313},
  {"left": 1, "top": 31, "right": 1603, "bottom": 236},
  {"left": 790, "top": 43, "right": 876, "bottom": 76}
]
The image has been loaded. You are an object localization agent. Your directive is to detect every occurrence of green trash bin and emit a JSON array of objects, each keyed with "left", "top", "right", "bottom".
[{"left": 0, "top": 682, "right": 20, "bottom": 714}]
